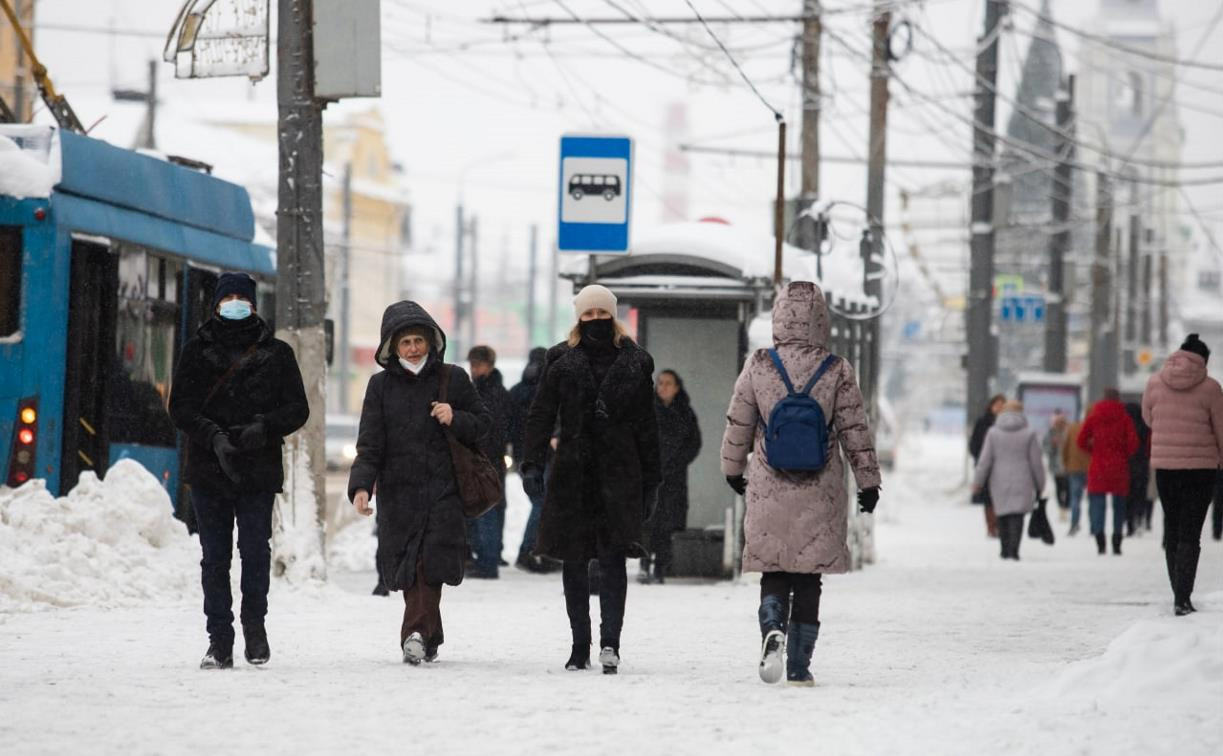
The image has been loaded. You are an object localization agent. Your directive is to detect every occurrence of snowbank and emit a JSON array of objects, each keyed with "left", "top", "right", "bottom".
[
  {"left": 0, "top": 125, "right": 61, "bottom": 198},
  {"left": 327, "top": 517, "right": 378, "bottom": 573},
  {"left": 1039, "top": 596, "right": 1223, "bottom": 707},
  {"left": 0, "top": 460, "right": 197, "bottom": 613}
]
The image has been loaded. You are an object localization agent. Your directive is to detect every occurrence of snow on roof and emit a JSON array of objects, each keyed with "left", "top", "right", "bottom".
[{"left": 0, "top": 125, "right": 61, "bottom": 199}]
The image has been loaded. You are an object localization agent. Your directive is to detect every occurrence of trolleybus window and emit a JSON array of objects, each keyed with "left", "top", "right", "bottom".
[
  {"left": 0, "top": 226, "right": 20, "bottom": 338},
  {"left": 110, "top": 245, "right": 179, "bottom": 446}
]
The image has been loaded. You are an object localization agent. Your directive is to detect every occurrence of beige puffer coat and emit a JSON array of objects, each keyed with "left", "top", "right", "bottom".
[
  {"left": 1141, "top": 350, "right": 1223, "bottom": 470},
  {"left": 720, "top": 281, "right": 881, "bottom": 575}
]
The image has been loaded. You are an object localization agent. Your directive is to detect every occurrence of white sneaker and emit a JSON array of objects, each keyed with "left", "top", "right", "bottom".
[
  {"left": 759, "top": 630, "right": 785, "bottom": 684},
  {"left": 599, "top": 646, "right": 620, "bottom": 675},
  {"left": 402, "top": 632, "right": 426, "bottom": 665}
]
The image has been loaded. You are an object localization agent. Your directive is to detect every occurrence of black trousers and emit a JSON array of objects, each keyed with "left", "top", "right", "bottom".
[
  {"left": 1156, "top": 469, "right": 1215, "bottom": 604},
  {"left": 563, "top": 552, "right": 627, "bottom": 650},
  {"left": 192, "top": 488, "right": 274, "bottom": 645},
  {"left": 1054, "top": 475, "right": 1070, "bottom": 510},
  {"left": 997, "top": 513, "right": 1024, "bottom": 559},
  {"left": 1212, "top": 470, "right": 1223, "bottom": 541},
  {"left": 760, "top": 572, "right": 823, "bottom": 625}
]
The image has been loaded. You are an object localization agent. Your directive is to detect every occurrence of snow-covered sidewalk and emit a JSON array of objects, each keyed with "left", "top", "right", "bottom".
[{"left": 1, "top": 434, "right": 1219, "bottom": 755}]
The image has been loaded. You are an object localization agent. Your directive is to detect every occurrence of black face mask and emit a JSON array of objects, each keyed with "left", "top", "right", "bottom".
[{"left": 578, "top": 317, "right": 615, "bottom": 346}]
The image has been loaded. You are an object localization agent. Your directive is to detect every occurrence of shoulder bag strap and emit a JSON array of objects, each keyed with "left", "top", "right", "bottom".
[
  {"left": 201, "top": 342, "right": 260, "bottom": 411},
  {"left": 766, "top": 348, "right": 798, "bottom": 395},
  {"left": 437, "top": 362, "right": 450, "bottom": 403}
]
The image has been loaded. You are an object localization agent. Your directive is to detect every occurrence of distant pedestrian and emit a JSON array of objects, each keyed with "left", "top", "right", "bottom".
[
  {"left": 508, "top": 347, "right": 554, "bottom": 573},
  {"left": 1077, "top": 388, "right": 1139, "bottom": 555},
  {"left": 467, "top": 345, "right": 511, "bottom": 579},
  {"left": 969, "top": 394, "right": 1006, "bottom": 538},
  {"left": 639, "top": 369, "right": 701, "bottom": 584},
  {"left": 1062, "top": 414, "right": 1091, "bottom": 536},
  {"left": 521, "top": 285, "right": 660, "bottom": 674},
  {"left": 721, "top": 281, "right": 880, "bottom": 687},
  {"left": 1141, "top": 334, "right": 1223, "bottom": 615},
  {"left": 972, "top": 400, "right": 1045, "bottom": 560},
  {"left": 1124, "top": 402, "right": 1154, "bottom": 535},
  {"left": 168, "top": 272, "right": 309, "bottom": 670},
  {"left": 1043, "top": 409, "right": 1071, "bottom": 518},
  {"left": 348, "top": 302, "right": 491, "bottom": 664}
]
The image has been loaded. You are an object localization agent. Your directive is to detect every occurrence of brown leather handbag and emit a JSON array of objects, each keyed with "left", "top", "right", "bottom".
[{"left": 437, "top": 364, "right": 503, "bottom": 518}]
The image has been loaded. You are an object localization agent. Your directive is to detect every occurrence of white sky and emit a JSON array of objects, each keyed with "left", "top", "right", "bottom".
[{"left": 28, "top": 0, "right": 1223, "bottom": 277}]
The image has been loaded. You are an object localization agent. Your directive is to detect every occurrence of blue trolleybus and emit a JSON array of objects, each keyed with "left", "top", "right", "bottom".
[{"left": 0, "top": 127, "right": 275, "bottom": 515}]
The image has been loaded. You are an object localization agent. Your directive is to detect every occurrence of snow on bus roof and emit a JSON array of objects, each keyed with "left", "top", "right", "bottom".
[{"left": 0, "top": 125, "right": 61, "bottom": 199}]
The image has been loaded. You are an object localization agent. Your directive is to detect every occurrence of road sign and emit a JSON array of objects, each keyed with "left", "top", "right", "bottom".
[
  {"left": 999, "top": 294, "right": 1045, "bottom": 323},
  {"left": 558, "top": 135, "right": 633, "bottom": 253}
]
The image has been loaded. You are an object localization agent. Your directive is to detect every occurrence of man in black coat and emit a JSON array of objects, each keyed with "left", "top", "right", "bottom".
[
  {"left": 508, "top": 347, "right": 552, "bottom": 572},
  {"left": 169, "top": 272, "right": 309, "bottom": 670},
  {"left": 467, "top": 345, "right": 511, "bottom": 579},
  {"left": 348, "top": 302, "right": 491, "bottom": 664}
]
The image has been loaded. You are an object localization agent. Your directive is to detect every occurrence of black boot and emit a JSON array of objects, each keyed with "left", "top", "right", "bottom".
[
  {"left": 565, "top": 642, "right": 591, "bottom": 671},
  {"left": 785, "top": 622, "right": 820, "bottom": 687},
  {"left": 1173, "top": 543, "right": 1201, "bottom": 613},
  {"left": 758, "top": 595, "right": 787, "bottom": 684},
  {"left": 243, "top": 623, "right": 270, "bottom": 665},
  {"left": 200, "top": 640, "right": 234, "bottom": 670},
  {"left": 1112, "top": 533, "right": 1123, "bottom": 556},
  {"left": 1095, "top": 533, "right": 1106, "bottom": 555},
  {"left": 636, "top": 557, "right": 653, "bottom": 585}
]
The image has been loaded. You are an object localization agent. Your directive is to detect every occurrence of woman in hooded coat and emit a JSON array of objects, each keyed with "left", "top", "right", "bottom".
[
  {"left": 639, "top": 369, "right": 702, "bottom": 584},
  {"left": 972, "top": 400, "right": 1046, "bottom": 560},
  {"left": 720, "top": 281, "right": 881, "bottom": 687},
  {"left": 1141, "top": 334, "right": 1223, "bottom": 615},
  {"left": 521, "top": 285, "right": 661, "bottom": 674},
  {"left": 1077, "top": 388, "right": 1139, "bottom": 555},
  {"left": 347, "top": 301, "right": 491, "bottom": 664}
]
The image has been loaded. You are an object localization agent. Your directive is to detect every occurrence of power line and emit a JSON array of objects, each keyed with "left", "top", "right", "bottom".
[{"left": 680, "top": 0, "right": 782, "bottom": 121}]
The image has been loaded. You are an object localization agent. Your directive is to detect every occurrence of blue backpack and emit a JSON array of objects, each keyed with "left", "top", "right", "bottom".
[{"left": 762, "top": 349, "right": 839, "bottom": 472}]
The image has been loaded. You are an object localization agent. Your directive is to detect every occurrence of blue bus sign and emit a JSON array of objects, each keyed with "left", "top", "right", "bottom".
[{"left": 558, "top": 135, "right": 633, "bottom": 253}]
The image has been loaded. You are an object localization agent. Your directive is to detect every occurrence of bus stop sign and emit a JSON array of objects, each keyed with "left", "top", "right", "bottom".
[{"left": 558, "top": 135, "right": 633, "bottom": 254}]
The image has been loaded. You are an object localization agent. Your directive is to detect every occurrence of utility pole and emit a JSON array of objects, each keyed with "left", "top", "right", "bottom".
[
  {"left": 966, "top": 0, "right": 1005, "bottom": 428},
  {"left": 13, "top": 0, "right": 26, "bottom": 121},
  {"left": 454, "top": 203, "right": 465, "bottom": 359},
  {"left": 863, "top": 0, "right": 890, "bottom": 417},
  {"left": 1158, "top": 249, "right": 1168, "bottom": 350},
  {"left": 338, "top": 162, "right": 352, "bottom": 415},
  {"left": 112, "top": 59, "right": 159, "bottom": 150},
  {"left": 527, "top": 223, "right": 538, "bottom": 350},
  {"left": 794, "top": 0, "right": 822, "bottom": 254},
  {"left": 1088, "top": 171, "right": 1116, "bottom": 402},
  {"left": 275, "top": 0, "right": 327, "bottom": 578},
  {"left": 1141, "top": 228, "right": 1153, "bottom": 347},
  {"left": 468, "top": 215, "right": 479, "bottom": 351},
  {"left": 1044, "top": 75, "right": 1073, "bottom": 373},
  {"left": 1125, "top": 211, "right": 1140, "bottom": 374},
  {"left": 548, "top": 238, "right": 559, "bottom": 342}
]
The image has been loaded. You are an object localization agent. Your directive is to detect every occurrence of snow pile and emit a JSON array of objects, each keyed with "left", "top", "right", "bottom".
[
  {"left": 0, "top": 125, "right": 61, "bottom": 198},
  {"left": 327, "top": 517, "right": 378, "bottom": 572},
  {"left": 1039, "top": 599, "right": 1223, "bottom": 707},
  {"left": 270, "top": 442, "right": 328, "bottom": 583},
  {"left": 0, "top": 460, "right": 197, "bottom": 612}
]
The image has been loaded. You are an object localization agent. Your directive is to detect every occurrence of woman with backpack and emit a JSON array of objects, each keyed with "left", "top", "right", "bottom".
[
  {"left": 520, "top": 285, "right": 660, "bottom": 674},
  {"left": 971, "top": 400, "right": 1046, "bottom": 560},
  {"left": 720, "top": 281, "right": 881, "bottom": 687},
  {"left": 347, "top": 301, "right": 491, "bottom": 664}
]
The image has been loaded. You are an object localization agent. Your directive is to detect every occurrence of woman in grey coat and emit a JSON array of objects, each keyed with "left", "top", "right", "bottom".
[{"left": 972, "top": 400, "right": 1046, "bottom": 560}]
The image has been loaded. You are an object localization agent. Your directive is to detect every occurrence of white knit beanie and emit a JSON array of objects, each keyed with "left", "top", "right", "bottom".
[{"left": 573, "top": 284, "right": 617, "bottom": 319}]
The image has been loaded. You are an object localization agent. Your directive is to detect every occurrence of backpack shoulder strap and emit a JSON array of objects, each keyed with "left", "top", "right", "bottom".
[
  {"left": 766, "top": 348, "right": 798, "bottom": 395},
  {"left": 799, "top": 354, "right": 839, "bottom": 396}
]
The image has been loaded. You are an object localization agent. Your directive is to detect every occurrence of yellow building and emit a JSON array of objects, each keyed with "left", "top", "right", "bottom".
[{"left": 0, "top": 0, "right": 35, "bottom": 122}]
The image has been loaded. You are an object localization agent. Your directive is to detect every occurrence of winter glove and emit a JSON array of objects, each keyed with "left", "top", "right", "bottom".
[
  {"left": 232, "top": 417, "right": 267, "bottom": 451},
  {"left": 726, "top": 474, "right": 747, "bottom": 496},
  {"left": 211, "top": 432, "right": 243, "bottom": 485},
  {"left": 857, "top": 486, "right": 880, "bottom": 514},
  {"left": 521, "top": 464, "right": 545, "bottom": 498}
]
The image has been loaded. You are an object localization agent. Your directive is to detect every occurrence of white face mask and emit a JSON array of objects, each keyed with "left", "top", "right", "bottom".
[{"left": 399, "top": 355, "right": 427, "bottom": 375}]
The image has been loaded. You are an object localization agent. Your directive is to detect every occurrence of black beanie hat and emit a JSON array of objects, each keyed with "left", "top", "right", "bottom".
[
  {"left": 212, "top": 272, "right": 257, "bottom": 310},
  {"left": 1180, "top": 333, "right": 1210, "bottom": 363}
]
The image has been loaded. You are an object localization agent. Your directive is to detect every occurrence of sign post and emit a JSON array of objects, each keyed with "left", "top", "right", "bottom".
[{"left": 558, "top": 135, "right": 633, "bottom": 254}]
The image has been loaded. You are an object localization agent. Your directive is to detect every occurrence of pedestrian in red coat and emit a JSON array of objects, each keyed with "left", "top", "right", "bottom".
[{"left": 1077, "top": 388, "right": 1139, "bottom": 555}]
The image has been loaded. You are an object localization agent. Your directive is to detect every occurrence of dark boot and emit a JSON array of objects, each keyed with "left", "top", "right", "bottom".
[
  {"left": 758, "top": 595, "right": 788, "bottom": 684},
  {"left": 1112, "top": 533, "right": 1123, "bottom": 556},
  {"left": 785, "top": 622, "right": 820, "bottom": 687},
  {"left": 1164, "top": 537, "right": 1178, "bottom": 595},
  {"left": 1095, "top": 533, "right": 1106, "bottom": 555},
  {"left": 1173, "top": 543, "right": 1201, "bottom": 609},
  {"left": 243, "top": 623, "right": 270, "bottom": 665},
  {"left": 565, "top": 641, "right": 591, "bottom": 671},
  {"left": 200, "top": 640, "right": 234, "bottom": 670},
  {"left": 636, "top": 557, "right": 653, "bottom": 585}
]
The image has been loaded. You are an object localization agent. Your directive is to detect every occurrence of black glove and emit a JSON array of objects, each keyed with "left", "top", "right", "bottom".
[
  {"left": 232, "top": 418, "right": 267, "bottom": 451},
  {"left": 726, "top": 474, "right": 747, "bottom": 496},
  {"left": 211, "top": 432, "right": 243, "bottom": 484},
  {"left": 521, "top": 465, "right": 545, "bottom": 498},
  {"left": 857, "top": 486, "right": 880, "bottom": 514}
]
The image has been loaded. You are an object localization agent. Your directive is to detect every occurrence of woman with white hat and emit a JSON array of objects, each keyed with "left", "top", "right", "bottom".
[{"left": 521, "top": 284, "right": 661, "bottom": 674}]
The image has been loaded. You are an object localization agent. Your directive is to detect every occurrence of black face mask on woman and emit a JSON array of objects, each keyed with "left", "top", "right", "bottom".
[{"left": 578, "top": 317, "right": 616, "bottom": 346}]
